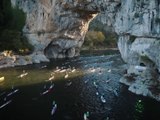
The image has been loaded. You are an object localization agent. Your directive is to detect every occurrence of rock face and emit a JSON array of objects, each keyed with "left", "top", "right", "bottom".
[
  {"left": 11, "top": 0, "right": 122, "bottom": 59},
  {"left": 11, "top": 0, "right": 99, "bottom": 59},
  {"left": 115, "top": 0, "right": 160, "bottom": 101},
  {"left": 116, "top": 0, "right": 160, "bottom": 70},
  {"left": 10, "top": 0, "right": 160, "bottom": 62},
  {"left": 9, "top": 0, "right": 160, "bottom": 101}
]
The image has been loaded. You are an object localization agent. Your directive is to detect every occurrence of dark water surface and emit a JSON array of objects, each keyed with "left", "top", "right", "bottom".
[{"left": 0, "top": 50, "right": 160, "bottom": 120}]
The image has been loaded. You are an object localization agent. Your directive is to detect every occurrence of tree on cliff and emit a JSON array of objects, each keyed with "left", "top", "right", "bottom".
[{"left": 0, "top": 0, "right": 33, "bottom": 54}]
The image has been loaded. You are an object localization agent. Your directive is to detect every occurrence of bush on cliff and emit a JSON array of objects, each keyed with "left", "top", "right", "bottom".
[
  {"left": 0, "top": 30, "right": 33, "bottom": 54},
  {"left": 0, "top": 0, "right": 33, "bottom": 54}
]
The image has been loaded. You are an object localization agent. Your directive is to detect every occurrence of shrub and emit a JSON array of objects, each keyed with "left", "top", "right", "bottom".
[
  {"left": 0, "top": 0, "right": 26, "bottom": 30},
  {"left": 0, "top": 29, "right": 33, "bottom": 54},
  {"left": 10, "top": 6, "right": 26, "bottom": 31},
  {"left": 87, "top": 19, "right": 118, "bottom": 48},
  {"left": 84, "top": 30, "right": 118, "bottom": 49},
  {"left": 84, "top": 31, "right": 105, "bottom": 47},
  {"left": 0, "top": 0, "right": 33, "bottom": 54}
]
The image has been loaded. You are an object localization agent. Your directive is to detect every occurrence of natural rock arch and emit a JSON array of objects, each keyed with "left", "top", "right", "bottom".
[
  {"left": 11, "top": 0, "right": 121, "bottom": 59},
  {"left": 12, "top": 0, "right": 160, "bottom": 74},
  {"left": 11, "top": 0, "right": 160, "bottom": 100}
]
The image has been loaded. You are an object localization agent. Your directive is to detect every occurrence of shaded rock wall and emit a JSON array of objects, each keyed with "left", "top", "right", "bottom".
[
  {"left": 115, "top": 0, "right": 160, "bottom": 101},
  {"left": 116, "top": 0, "right": 160, "bottom": 71}
]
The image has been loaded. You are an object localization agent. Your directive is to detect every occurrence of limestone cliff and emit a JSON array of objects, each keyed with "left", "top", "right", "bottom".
[
  {"left": 115, "top": 0, "right": 160, "bottom": 101},
  {"left": 116, "top": 0, "right": 160, "bottom": 71},
  {"left": 11, "top": 0, "right": 99, "bottom": 59},
  {"left": 9, "top": 0, "right": 160, "bottom": 61},
  {"left": 5, "top": 0, "right": 160, "bottom": 101},
  {"left": 10, "top": 0, "right": 122, "bottom": 59}
]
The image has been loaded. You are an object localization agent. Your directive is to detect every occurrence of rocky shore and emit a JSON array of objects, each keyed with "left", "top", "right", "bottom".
[{"left": 0, "top": 51, "right": 49, "bottom": 69}]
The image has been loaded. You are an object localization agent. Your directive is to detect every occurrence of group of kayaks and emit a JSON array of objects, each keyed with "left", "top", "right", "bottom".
[{"left": 0, "top": 87, "right": 19, "bottom": 109}]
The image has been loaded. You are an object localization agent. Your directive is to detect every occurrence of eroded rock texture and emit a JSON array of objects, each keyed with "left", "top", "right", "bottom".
[
  {"left": 11, "top": 0, "right": 121, "bottom": 59},
  {"left": 116, "top": 0, "right": 160, "bottom": 70},
  {"left": 11, "top": 0, "right": 95, "bottom": 59},
  {"left": 116, "top": 0, "right": 160, "bottom": 101},
  {"left": 9, "top": 0, "right": 160, "bottom": 101}
]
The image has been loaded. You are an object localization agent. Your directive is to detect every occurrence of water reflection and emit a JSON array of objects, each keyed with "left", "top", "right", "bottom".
[{"left": 0, "top": 51, "right": 160, "bottom": 120}]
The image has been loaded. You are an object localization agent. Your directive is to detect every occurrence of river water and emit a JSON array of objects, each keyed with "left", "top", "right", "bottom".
[{"left": 0, "top": 50, "right": 160, "bottom": 120}]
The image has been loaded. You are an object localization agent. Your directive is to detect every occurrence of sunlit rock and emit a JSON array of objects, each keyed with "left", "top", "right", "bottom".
[{"left": 11, "top": 0, "right": 100, "bottom": 59}]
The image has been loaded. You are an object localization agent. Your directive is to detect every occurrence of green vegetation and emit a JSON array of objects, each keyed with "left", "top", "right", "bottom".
[
  {"left": 0, "top": 30, "right": 33, "bottom": 54},
  {"left": 83, "top": 19, "right": 118, "bottom": 50},
  {"left": 0, "top": 0, "right": 26, "bottom": 30},
  {"left": 0, "top": 0, "right": 33, "bottom": 54},
  {"left": 84, "top": 31, "right": 105, "bottom": 49}
]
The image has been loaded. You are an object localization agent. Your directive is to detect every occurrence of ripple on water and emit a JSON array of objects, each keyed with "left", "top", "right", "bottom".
[{"left": 0, "top": 52, "right": 160, "bottom": 120}]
